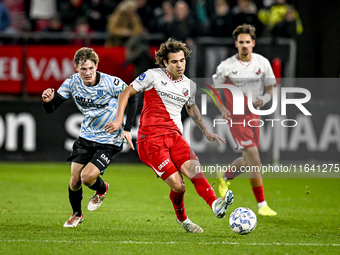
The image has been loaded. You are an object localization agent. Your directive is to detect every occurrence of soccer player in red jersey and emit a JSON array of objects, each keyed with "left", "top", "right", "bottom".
[
  {"left": 212, "top": 24, "right": 277, "bottom": 216},
  {"left": 105, "top": 38, "right": 234, "bottom": 233}
]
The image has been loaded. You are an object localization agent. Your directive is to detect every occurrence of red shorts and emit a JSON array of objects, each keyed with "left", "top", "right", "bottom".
[
  {"left": 137, "top": 133, "right": 199, "bottom": 180},
  {"left": 223, "top": 87, "right": 260, "bottom": 150},
  {"left": 229, "top": 113, "right": 260, "bottom": 150}
]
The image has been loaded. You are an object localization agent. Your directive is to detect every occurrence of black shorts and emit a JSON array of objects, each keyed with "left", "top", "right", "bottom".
[{"left": 67, "top": 137, "right": 122, "bottom": 174}]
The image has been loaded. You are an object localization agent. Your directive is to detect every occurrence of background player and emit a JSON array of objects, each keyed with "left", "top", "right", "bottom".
[
  {"left": 105, "top": 38, "right": 234, "bottom": 233},
  {"left": 42, "top": 47, "right": 137, "bottom": 227},
  {"left": 212, "top": 24, "right": 277, "bottom": 216}
]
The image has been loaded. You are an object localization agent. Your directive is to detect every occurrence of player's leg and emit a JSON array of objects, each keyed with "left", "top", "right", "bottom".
[
  {"left": 169, "top": 135, "right": 220, "bottom": 210},
  {"left": 81, "top": 162, "right": 105, "bottom": 192},
  {"left": 180, "top": 160, "right": 217, "bottom": 208},
  {"left": 64, "top": 162, "right": 84, "bottom": 227},
  {"left": 180, "top": 160, "right": 234, "bottom": 219},
  {"left": 164, "top": 171, "right": 187, "bottom": 221},
  {"left": 164, "top": 171, "right": 203, "bottom": 233},
  {"left": 218, "top": 156, "right": 246, "bottom": 196},
  {"left": 218, "top": 120, "right": 252, "bottom": 196},
  {"left": 243, "top": 147, "right": 277, "bottom": 216},
  {"left": 84, "top": 147, "right": 120, "bottom": 211},
  {"left": 170, "top": 134, "right": 234, "bottom": 218},
  {"left": 85, "top": 143, "right": 122, "bottom": 211},
  {"left": 83, "top": 161, "right": 109, "bottom": 211},
  {"left": 138, "top": 136, "right": 203, "bottom": 233}
]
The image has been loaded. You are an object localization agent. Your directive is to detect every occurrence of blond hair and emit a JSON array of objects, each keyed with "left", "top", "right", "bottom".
[{"left": 74, "top": 47, "right": 99, "bottom": 66}]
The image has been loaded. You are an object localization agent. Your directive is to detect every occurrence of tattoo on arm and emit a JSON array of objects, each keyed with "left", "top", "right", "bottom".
[{"left": 186, "top": 103, "right": 206, "bottom": 132}]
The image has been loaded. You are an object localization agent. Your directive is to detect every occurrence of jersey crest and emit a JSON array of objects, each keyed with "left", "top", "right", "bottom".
[
  {"left": 182, "top": 88, "right": 189, "bottom": 97},
  {"left": 97, "top": 89, "right": 103, "bottom": 97}
]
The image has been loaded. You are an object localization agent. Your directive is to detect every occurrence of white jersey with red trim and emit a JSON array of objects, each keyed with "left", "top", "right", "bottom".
[
  {"left": 131, "top": 68, "right": 196, "bottom": 141},
  {"left": 213, "top": 53, "right": 276, "bottom": 101}
]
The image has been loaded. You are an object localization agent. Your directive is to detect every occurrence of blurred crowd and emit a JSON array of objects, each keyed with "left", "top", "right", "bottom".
[{"left": 0, "top": 0, "right": 303, "bottom": 46}]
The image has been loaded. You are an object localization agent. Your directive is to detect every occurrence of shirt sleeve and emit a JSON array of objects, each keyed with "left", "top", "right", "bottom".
[
  {"left": 124, "top": 94, "right": 138, "bottom": 132},
  {"left": 212, "top": 63, "right": 227, "bottom": 85},
  {"left": 130, "top": 69, "right": 154, "bottom": 92},
  {"left": 107, "top": 76, "right": 127, "bottom": 97},
  {"left": 263, "top": 59, "right": 277, "bottom": 86},
  {"left": 188, "top": 80, "right": 196, "bottom": 106},
  {"left": 42, "top": 92, "right": 67, "bottom": 113},
  {"left": 56, "top": 76, "right": 73, "bottom": 100}
]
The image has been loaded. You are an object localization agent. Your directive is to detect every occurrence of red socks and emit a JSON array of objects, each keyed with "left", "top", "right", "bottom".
[
  {"left": 252, "top": 186, "right": 265, "bottom": 203},
  {"left": 170, "top": 173, "right": 218, "bottom": 220},
  {"left": 169, "top": 190, "right": 187, "bottom": 221},
  {"left": 191, "top": 173, "right": 217, "bottom": 208}
]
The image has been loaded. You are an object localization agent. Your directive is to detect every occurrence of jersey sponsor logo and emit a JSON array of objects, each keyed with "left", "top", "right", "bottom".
[
  {"left": 138, "top": 73, "right": 146, "bottom": 81},
  {"left": 240, "top": 140, "right": 253, "bottom": 146},
  {"left": 75, "top": 96, "right": 108, "bottom": 108},
  {"left": 156, "top": 90, "right": 187, "bottom": 103},
  {"left": 233, "top": 79, "right": 260, "bottom": 86},
  {"left": 182, "top": 88, "right": 189, "bottom": 97},
  {"left": 100, "top": 153, "right": 111, "bottom": 165},
  {"left": 158, "top": 158, "right": 170, "bottom": 170},
  {"left": 256, "top": 68, "right": 261, "bottom": 75}
]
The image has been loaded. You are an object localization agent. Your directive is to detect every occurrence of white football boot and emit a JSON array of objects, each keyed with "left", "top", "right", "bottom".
[
  {"left": 87, "top": 182, "right": 109, "bottom": 211},
  {"left": 177, "top": 218, "right": 203, "bottom": 233},
  {"left": 63, "top": 213, "right": 83, "bottom": 227},
  {"left": 212, "top": 190, "right": 234, "bottom": 218}
]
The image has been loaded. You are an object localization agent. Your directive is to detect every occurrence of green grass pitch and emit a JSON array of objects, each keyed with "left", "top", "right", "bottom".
[{"left": 0, "top": 162, "right": 339, "bottom": 255}]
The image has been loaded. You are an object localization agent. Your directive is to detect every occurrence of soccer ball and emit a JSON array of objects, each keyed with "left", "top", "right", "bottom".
[{"left": 229, "top": 207, "right": 257, "bottom": 235}]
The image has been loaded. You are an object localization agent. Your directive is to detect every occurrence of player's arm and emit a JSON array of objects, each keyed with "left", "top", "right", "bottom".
[
  {"left": 121, "top": 93, "right": 138, "bottom": 150},
  {"left": 254, "top": 85, "right": 273, "bottom": 108},
  {"left": 104, "top": 85, "right": 138, "bottom": 134},
  {"left": 185, "top": 102, "right": 226, "bottom": 146},
  {"left": 42, "top": 88, "right": 66, "bottom": 113},
  {"left": 123, "top": 93, "right": 138, "bottom": 132},
  {"left": 211, "top": 83, "right": 232, "bottom": 121},
  {"left": 212, "top": 71, "right": 232, "bottom": 120}
]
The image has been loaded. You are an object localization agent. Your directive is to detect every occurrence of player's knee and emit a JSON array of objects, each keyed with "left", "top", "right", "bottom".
[
  {"left": 172, "top": 182, "right": 185, "bottom": 193},
  {"left": 69, "top": 177, "right": 81, "bottom": 190},
  {"left": 80, "top": 172, "right": 97, "bottom": 187},
  {"left": 249, "top": 157, "right": 261, "bottom": 167},
  {"left": 244, "top": 150, "right": 261, "bottom": 166}
]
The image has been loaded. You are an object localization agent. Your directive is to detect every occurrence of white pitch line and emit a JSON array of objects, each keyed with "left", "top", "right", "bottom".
[{"left": 1, "top": 240, "right": 339, "bottom": 246}]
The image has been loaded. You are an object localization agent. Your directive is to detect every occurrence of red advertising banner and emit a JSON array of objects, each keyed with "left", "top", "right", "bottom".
[
  {"left": 26, "top": 45, "right": 135, "bottom": 94},
  {"left": 0, "top": 45, "right": 23, "bottom": 94},
  {"left": 0, "top": 45, "right": 157, "bottom": 95}
]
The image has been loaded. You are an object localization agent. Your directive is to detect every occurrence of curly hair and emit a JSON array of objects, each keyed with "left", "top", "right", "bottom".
[
  {"left": 155, "top": 38, "right": 191, "bottom": 67},
  {"left": 74, "top": 47, "right": 99, "bottom": 66},
  {"left": 232, "top": 24, "right": 256, "bottom": 41}
]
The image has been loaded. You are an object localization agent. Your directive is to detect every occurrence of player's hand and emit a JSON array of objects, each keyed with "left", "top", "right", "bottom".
[
  {"left": 204, "top": 131, "right": 226, "bottom": 147},
  {"left": 254, "top": 97, "right": 263, "bottom": 107},
  {"left": 104, "top": 119, "right": 122, "bottom": 134},
  {"left": 42, "top": 88, "right": 55, "bottom": 102},
  {"left": 221, "top": 106, "right": 231, "bottom": 121},
  {"left": 122, "top": 130, "right": 135, "bottom": 150}
]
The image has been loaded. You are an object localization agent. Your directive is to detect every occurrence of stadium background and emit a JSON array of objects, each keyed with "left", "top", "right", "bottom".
[{"left": 0, "top": 0, "right": 339, "bottom": 164}]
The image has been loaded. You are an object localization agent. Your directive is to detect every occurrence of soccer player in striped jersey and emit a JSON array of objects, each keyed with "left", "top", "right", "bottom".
[
  {"left": 105, "top": 38, "right": 234, "bottom": 233},
  {"left": 42, "top": 47, "right": 138, "bottom": 227},
  {"left": 212, "top": 24, "right": 277, "bottom": 216}
]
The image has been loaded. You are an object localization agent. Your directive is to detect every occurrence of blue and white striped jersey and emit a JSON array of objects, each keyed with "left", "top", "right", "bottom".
[{"left": 57, "top": 72, "right": 127, "bottom": 146}]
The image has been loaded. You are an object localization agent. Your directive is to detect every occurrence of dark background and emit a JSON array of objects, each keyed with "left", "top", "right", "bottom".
[{"left": 295, "top": 0, "right": 340, "bottom": 77}]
